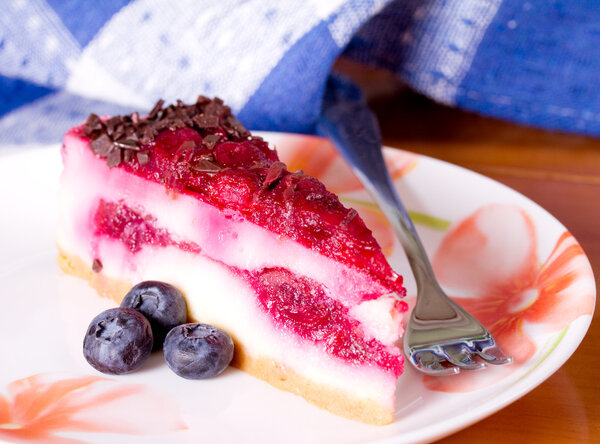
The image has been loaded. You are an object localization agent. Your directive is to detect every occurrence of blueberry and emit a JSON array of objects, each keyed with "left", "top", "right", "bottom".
[
  {"left": 121, "top": 281, "right": 187, "bottom": 350},
  {"left": 83, "top": 307, "right": 153, "bottom": 375},
  {"left": 163, "top": 323, "right": 234, "bottom": 379}
]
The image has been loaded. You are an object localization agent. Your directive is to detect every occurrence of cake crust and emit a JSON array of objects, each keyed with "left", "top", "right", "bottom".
[{"left": 58, "top": 249, "right": 394, "bottom": 425}]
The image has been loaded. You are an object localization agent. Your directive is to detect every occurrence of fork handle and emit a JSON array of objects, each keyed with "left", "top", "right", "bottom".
[{"left": 318, "top": 81, "right": 457, "bottom": 320}]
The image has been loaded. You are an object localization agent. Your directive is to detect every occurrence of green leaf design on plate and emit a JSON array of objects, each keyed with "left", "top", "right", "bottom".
[
  {"left": 516, "top": 326, "right": 569, "bottom": 383},
  {"left": 409, "top": 211, "right": 452, "bottom": 231},
  {"left": 340, "top": 197, "right": 451, "bottom": 231}
]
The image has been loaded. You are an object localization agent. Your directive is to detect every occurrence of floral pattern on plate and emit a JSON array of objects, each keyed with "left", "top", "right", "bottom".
[
  {"left": 0, "top": 373, "right": 186, "bottom": 443},
  {"left": 423, "top": 204, "right": 595, "bottom": 392}
]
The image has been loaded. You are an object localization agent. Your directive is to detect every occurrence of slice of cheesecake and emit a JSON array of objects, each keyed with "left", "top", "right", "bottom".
[{"left": 57, "top": 97, "right": 406, "bottom": 425}]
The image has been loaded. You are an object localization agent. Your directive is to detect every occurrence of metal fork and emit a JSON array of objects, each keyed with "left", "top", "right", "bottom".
[{"left": 317, "top": 79, "right": 512, "bottom": 375}]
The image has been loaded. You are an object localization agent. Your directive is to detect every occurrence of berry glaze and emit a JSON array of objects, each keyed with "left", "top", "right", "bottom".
[
  {"left": 248, "top": 268, "right": 403, "bottom": 376},
  {"left": 94, "top": 199, "right": 201, "bottom": 254}
]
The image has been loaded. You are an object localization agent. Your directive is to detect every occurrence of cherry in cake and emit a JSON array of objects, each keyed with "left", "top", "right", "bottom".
[{"left": 57, "top": 97, "right": 407, "bottom": 425}]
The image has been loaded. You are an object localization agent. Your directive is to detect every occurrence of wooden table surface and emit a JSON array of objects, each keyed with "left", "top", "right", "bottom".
[{"left": 340, "top": 62, "right": 600, "bottom": 443}]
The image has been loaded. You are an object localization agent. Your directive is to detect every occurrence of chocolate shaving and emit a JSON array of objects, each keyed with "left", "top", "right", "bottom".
[
  {"left": 112, "top": 125, "right": 125, "bottom": 141},
  {"left": 141, "top": 126, "right": 154, "bottom": 142},
  {"left": 223, "top": 115, "right": 250, "bottom": 138},
  {"left": 124, "top": 125, "right": 137, "bottom": 139},
  {"left": 148, "top": 99, "right": 165, "bottom": 119},
  {"left": 83, "top": 114, "right": 104, "bottom": 136},
  {"left": 178, "top": 140, "right": 196, "bottom": 152},
  {"left": 89, "top": 134, "right": 114, "bottom": 157},
  {"left": 168, "top": 119, "right": 188, "bottom": 131},
  {"left": 263, "top": 161, "right": 286, "bottom": 188},
  {"left": 123, "top": 149, "right": 134, "bottom": 162},
  {"left": 106, "top": 148, "right": 122, "bottom": 167},
  {"left": 113, "top": 138, "right": 140, "bottom": 150},
  {"left": 204, "top": 100, "right": 228, "bottom": 118},
  {"left": 137, "top": 151, "right": 150, "bottom": 165},
  {"left": 202, "top": 134, "right": 220, "bottom": 149},
  {"left": 104, "top": 116, "right": 121, "bottom": 134},
  {"left": 154, "top": 119, "right": 170, "bottom": 131},
  {"left": 92, "top": 259, "right": 103, "bottom": 272},
  {"left": 82, "top": 96, "right": 251, "bottom": 168},
  {"left": 193, "top": 114, "right": 219, "bottom": 128},
  {"left": 192, "top": 159, "right": 222, "bottom": 174},
  {"left": 341, "top": 208, "right": 358, "bottom": 227}
]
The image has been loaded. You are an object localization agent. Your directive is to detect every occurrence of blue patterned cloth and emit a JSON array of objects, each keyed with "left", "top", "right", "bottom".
[{"left": 1, "top": 0, "right": 599, "bottom": 145}]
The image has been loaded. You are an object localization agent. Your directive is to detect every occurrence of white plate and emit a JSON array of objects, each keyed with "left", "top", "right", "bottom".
[{"left": 0, "top": 133, "right": 595, "bottom": 444}]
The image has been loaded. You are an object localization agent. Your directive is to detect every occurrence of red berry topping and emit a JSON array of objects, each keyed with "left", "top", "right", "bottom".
[{"left": 82, "top": 98, "right": 405, "bottom": 299}]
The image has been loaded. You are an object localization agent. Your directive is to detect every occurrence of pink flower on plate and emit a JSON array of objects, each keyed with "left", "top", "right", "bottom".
[
  {"left": 0, "top": 373, "right": 186, "bottom": 443},
  {"left": 279, "top": 134, "right": 418, "bottom": 195},
  {"left": 278, "top": 134, "right": 419, "bottom": 254},
  {"left": 421, "top": 204, "right": 595, "bottom": 392}
]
